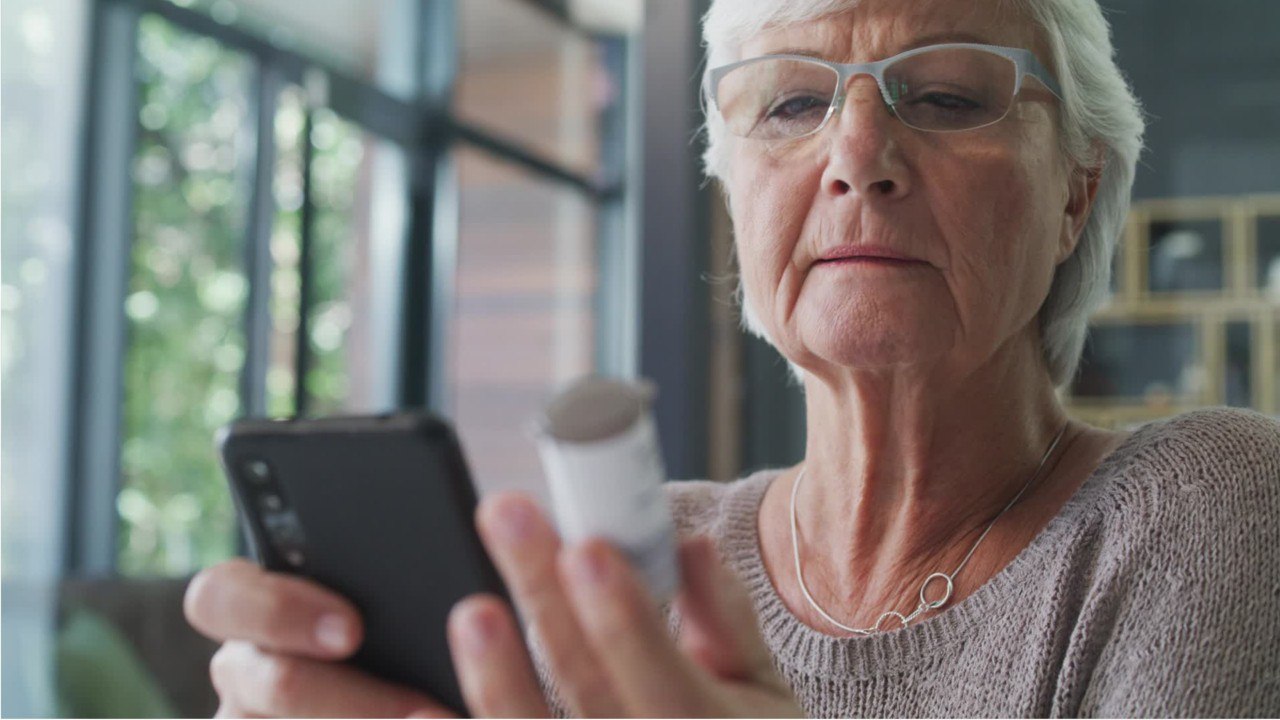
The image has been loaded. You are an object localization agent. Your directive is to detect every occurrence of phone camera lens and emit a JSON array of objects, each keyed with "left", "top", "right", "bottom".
[
  {"left": 264, "top": 509, "right": 306, "bottom": 565},
  {"left": 261, "top": 494, "right": 284, "bottom": 512},
  {"left": 244, "top": 459, "right": 271, "bottom": 484}
]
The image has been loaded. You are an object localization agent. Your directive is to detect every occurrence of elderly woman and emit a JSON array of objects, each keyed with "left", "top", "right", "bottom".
[{"left": 185, "top": 0, "right": 1280, "bottom": 716}]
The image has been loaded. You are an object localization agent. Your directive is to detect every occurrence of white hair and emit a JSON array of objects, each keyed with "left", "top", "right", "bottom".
[{"left": 701, "top": 0, "right": 1146, "bottom": 388}]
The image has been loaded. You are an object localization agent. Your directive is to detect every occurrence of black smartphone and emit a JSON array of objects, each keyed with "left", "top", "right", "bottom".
[{"left": 217, "top": 412, "right": 508, "bottom": 715}]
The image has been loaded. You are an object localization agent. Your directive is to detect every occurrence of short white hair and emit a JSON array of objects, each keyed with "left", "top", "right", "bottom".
[{"left": 701, "top": 0, "right": 1146, "bottom": 388}]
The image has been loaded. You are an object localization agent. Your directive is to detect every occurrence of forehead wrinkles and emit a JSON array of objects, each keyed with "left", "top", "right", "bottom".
[{"left": 739, "top": 0, "right": 1042, "bottom": 62}]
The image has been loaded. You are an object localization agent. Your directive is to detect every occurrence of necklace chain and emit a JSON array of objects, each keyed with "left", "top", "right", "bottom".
[{"left": 788, "top": 422, "right": 1070, "bottom": 635}]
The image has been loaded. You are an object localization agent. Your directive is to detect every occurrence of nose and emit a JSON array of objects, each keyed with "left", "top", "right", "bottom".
[{"left": 819, "top": 76, "right": 911, "bottom": 201}]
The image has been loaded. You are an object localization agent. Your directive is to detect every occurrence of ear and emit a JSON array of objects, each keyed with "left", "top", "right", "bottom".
[{"left": 1058, "top": 154, "right": 1103, "bottom": 264}]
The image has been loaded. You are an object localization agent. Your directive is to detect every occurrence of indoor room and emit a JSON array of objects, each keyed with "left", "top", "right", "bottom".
[{"left": 3, "top": 0, "right": 1278, "bottom": 716}]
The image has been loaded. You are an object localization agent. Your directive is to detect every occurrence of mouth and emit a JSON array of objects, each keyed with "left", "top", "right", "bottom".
[
  {"left": 816, "top": 256, "right": 925, "bottom": 267},
  {"left": 813, "top": 246, "right": 928, "bottom": 268}
]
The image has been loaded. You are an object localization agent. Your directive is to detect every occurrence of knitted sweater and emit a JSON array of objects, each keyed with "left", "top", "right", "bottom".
[{"left": 540, "top": 407, "right": 1280, "bottom": 717}]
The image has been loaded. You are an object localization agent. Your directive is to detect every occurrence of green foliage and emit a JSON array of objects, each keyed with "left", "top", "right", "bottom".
[
  {"left": 119, "top": 14, "right": 365, "bottom": 575},
  {"left": 119, "top": 15, "right": 251, "bottom": 575}
]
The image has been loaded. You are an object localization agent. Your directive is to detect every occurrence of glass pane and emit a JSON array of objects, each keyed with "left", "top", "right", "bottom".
[
  {"left": 120, "top": 15, "right": 253, "bottom": 575},
  {"left": 1072, "top": 323, "right": 1202, "bottom": 402},
  {"left": 1224, "top": 321, "right": 1252, "bottom": 408},
  {"left": 1257, "top": 215, "right": 1280, "bottom": 299},
  {"left": 266, "top": 84, "right": 306, "bottom": 418},
  {"left": 266, "top": 99, "right": 409, "bottom": 417},
  {"left": 304, "top": 110, "right": 406, "bottom": 415},
  {"left": 458, "top": 0, "right": 607, "bottom": 175},
  {"left": 1147, "top": 217, "right": 1224, "bottom": 293},
  {"left": 158, "top": 0, "right": 419, "bottom": 100},
  {"left": 303, "top": 108, "right": 364, "bottom": 413},
  {"left": 451, "top": 147, "right": 598, "bottom": 503}
]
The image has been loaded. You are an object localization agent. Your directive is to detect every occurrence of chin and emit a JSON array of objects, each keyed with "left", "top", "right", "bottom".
[{"left": 793, "top": 301, "right": 955, "bottom": 375}]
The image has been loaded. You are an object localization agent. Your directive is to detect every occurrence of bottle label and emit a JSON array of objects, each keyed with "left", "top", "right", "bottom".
[{"left": 535, "top": 413, "right": 679, "bottom": 602}]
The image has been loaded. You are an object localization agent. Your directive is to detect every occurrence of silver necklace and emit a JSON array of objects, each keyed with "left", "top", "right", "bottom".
[{"left": 788, "top": 422, "right": 1069, "bottom": 635}]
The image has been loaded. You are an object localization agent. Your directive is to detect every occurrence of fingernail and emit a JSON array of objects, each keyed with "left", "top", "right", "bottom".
[
  {"left": 570, "top": 544, "right": 612, "bottom": 587},
  {"left": 495, "top": 497, "right": 535, "bottom": 542},
  {"left": 316, "top": 613, "right": 353, "bottom": 652},
  {"left": 461, "top": 607, "right": 494, "bottom": 654}
]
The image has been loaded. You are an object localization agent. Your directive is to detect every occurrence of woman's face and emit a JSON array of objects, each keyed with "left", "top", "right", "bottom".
[{"left": 725, "top": 0, "right": 1094, "bottom": 384}]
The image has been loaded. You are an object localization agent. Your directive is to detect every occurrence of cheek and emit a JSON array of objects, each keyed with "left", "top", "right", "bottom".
[
  {"left": 925, "top": 142, "right": 1059, "bottom": 310},
  {"left": 728, "top": 153, "right": 821, "bottom": 307}
]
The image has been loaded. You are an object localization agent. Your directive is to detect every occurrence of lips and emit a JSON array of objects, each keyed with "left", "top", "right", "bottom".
[{"left": 814, "top": 245, "right": 926, "bottom": 265}]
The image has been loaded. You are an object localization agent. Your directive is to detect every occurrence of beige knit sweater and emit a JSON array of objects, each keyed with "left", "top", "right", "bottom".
[{"left": 539, "top": 407, "right": 1280, "bottom": 717}]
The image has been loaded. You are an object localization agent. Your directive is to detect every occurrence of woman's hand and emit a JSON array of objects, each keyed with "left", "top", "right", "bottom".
[
  {"left": 183, "top": 559, "right": 452, "bottom": 718},
  {"left": 450, "top": 492, "right": 803, "bottom": 717}
]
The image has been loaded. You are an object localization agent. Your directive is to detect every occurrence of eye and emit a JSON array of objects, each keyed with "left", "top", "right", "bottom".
[
  {"left": 911, "top": 92, "right": 982, "bottom": 111},
  {"left": 766, "top": 95, "right": 828, "bottom": 119}
]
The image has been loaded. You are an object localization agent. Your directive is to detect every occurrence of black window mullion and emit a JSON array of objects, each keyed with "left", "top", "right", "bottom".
[
  {"left": 293, "top": 107, "right": 316, "bottom": 417},
  {"left": 448, "top": 123, "right": 614, "bottom": 200},
  {"left": 398, "top": 0, "right": 458, "bottom": 412}
]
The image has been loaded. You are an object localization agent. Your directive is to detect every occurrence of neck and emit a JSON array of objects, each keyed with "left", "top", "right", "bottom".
[{"left": 793, "top": 329, "right": 1071, "bottom": 617}]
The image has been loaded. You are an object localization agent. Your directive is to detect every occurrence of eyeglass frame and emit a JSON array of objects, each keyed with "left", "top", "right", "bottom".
[{"left": 707, "top": 43, "right": 1065, "bottom": 138}]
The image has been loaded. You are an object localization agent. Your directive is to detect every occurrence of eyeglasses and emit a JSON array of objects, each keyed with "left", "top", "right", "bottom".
[{"left": 708, "top": 43, "right": 1063, "bottom": 140}]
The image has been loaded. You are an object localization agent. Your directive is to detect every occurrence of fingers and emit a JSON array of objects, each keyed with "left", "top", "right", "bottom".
[
  {"left": 209, "top": 640, "right": 452, "bottom": 718},
  {"left": 559, "top": 539, "right": 710, "bottom": 716},
  {"left": 476, "top": 493, "right": 624, "bottom": 717},
  {"left": 674, "top": 536, "right": 782, "bottom": 688},
  {"left": 447, "top": 595, "right": 550, "bottom": 718},
  {"left": 185, "top": 558, "right": 362, "bottom": 659}
]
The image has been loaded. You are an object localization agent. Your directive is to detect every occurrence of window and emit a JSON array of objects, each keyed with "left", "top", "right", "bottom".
[
  {"left": 65, "top": 0, "right": 636, "bottom": 578},
  {"left": 458, "top": 0, "right": 606, "bottom": 175},
  {"left": 119, "top": 16, "right": 254, "bottom": 574},
  {"left": 451, "top": 147, "right": 598, "bottom": 502}
]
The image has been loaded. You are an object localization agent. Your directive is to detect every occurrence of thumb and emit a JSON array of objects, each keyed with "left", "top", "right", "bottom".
[{"left": 674, "top": 536, "right": 777, "bottom": 684}]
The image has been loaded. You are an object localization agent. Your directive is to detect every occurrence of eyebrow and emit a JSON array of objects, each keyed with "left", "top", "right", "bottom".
[{"left": 761, "top": 32, "right": 997, "bottom": 61}]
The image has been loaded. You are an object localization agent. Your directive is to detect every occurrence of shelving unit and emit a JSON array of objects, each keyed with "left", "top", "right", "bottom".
[{"left": 1064, "top": 194, "right": 1280, "bottom": 428}]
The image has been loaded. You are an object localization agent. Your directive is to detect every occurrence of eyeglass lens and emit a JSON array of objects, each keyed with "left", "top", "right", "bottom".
[{"left": 716, "top": 47, "right": 1019, "bottom": 139}]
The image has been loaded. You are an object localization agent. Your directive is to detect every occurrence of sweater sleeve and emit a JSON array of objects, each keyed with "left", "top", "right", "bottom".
[{"left": 1082, "top": 409, "right": 1280, "bottom": 717}]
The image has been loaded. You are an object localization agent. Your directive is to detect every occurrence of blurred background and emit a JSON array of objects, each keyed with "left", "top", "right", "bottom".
[{"left": 2, "top": 0, "right": 1277, "bottom": 715}]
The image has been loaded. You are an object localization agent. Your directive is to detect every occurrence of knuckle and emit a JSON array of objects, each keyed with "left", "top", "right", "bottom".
[
  {"left": 208, "top": 642, "right": 242, "bottom": 696},
  {"left": 520, "top": 567, "right": 564, "bottom": 611},
  {"left": 259, "top": 654, "right": 304, "bottom": 708},
  {"left": 592, "top": 594, "right": 644, "bottom": 643}
]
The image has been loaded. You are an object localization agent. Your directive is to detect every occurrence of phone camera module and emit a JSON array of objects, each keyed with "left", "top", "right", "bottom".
[{"left": 263, "top": 509, "right": 307, "bottom": 566}]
